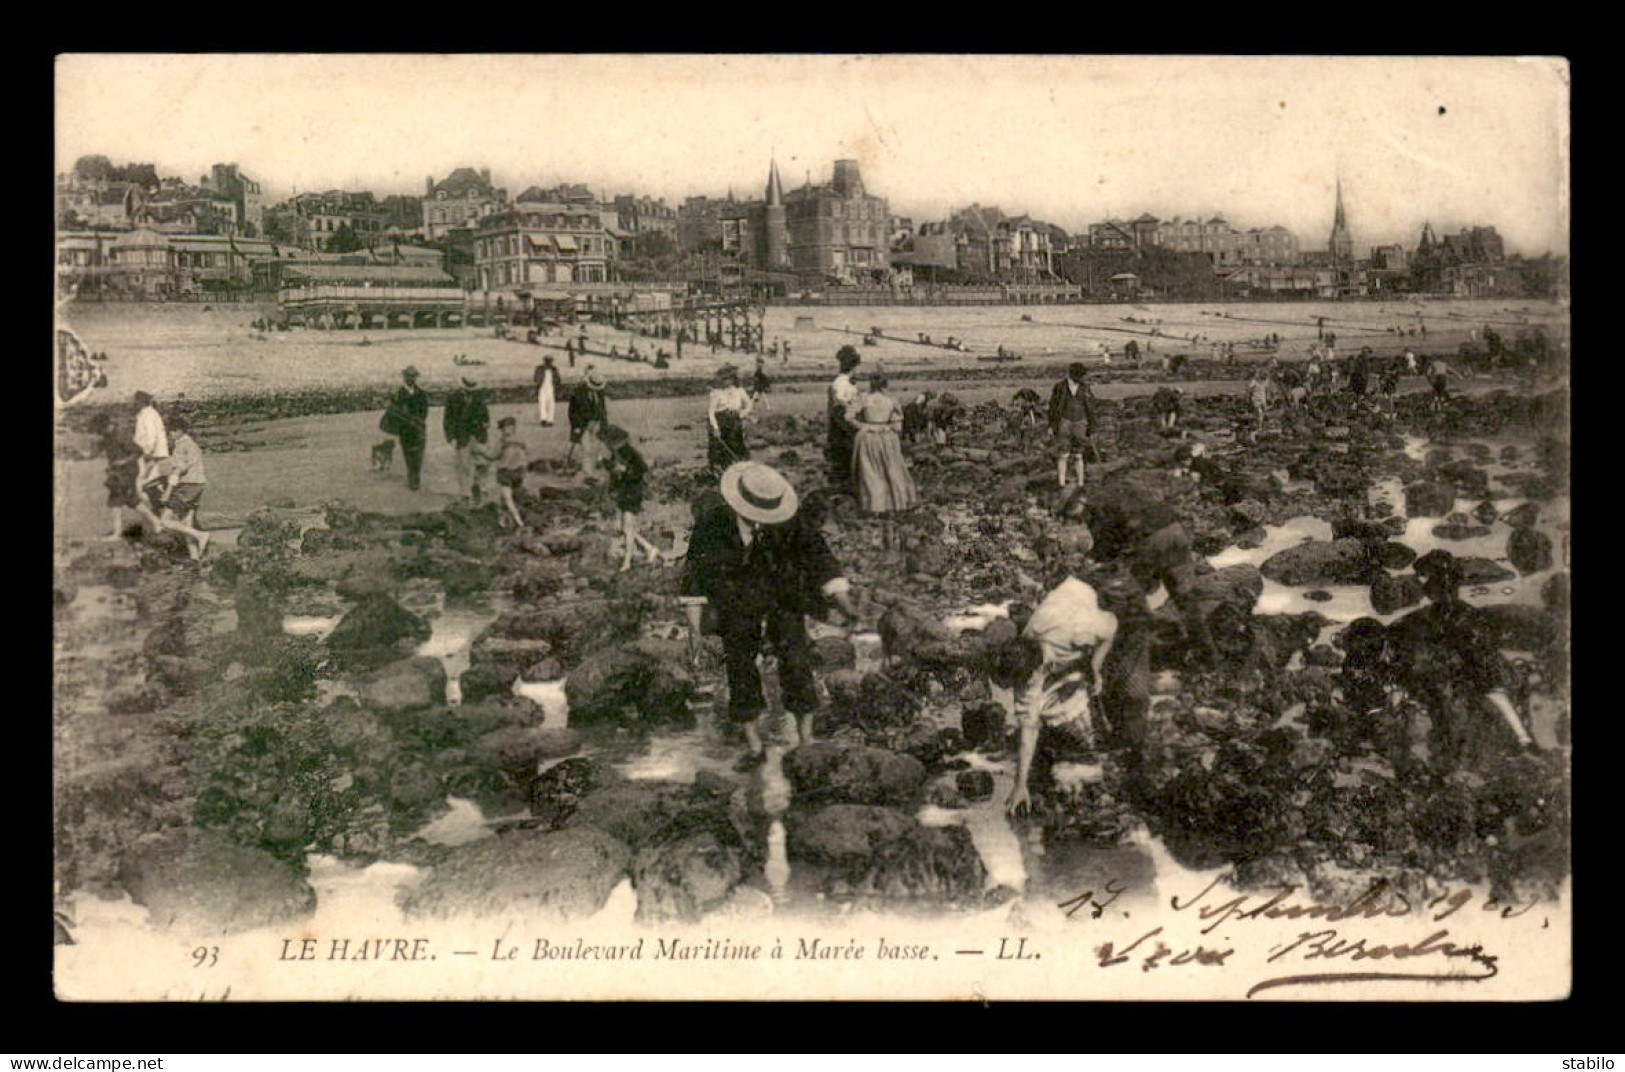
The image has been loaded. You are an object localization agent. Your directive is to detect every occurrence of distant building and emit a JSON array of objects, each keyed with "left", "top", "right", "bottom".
[
  {"left": 1091, "top": 213, "right": 1299, "bottom": 266},
  {"left": 1087, "top": 219, "right": 1139, "bottom": 251},
  {"left": 678, "top": 194, "right": 748, "bottom": 252},
  {"left": 613, "top": 195, "right": 679, "bottom": 243},
  {"left": 57, "top": 227, "right": 280, "bottom": 299},
  {"left": 275, "top": 190, "right": 388, "bottom": 251},
  {"left": 55, "top": 157, "right": 160, "bottom": 231},
  {"left": 1370, "top": 244, "right": 1407, "bottom": 271},
  {"left": 473, "top": 188, "right": 617, "bottom": 292},
  {"left": 137, "top": 179, "right": 240, "bottom": 235},
  {"left": 1411, "top": 222, "right": 1511, "bottom": 296},
  {"left": 902, "top": 205, "right": 1059, "bottom": 281},
  {"left": 782, "top": 159, "right": 890, "bottom": 284},
  {"left": 200, "top": 164, "right": 265, "bottom": 237},
  {"left": 423, "top": 168, "right": 507, "bottom": 242},
  {"left": 1219, "top": 264, "right": 1340, "bottom": 299}
]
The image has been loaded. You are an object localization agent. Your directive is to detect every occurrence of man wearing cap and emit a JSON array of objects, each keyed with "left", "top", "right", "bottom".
[
  {"left": 1048, "top": 362, "right": 1096, "bottom": 491},
  {"left": 1386, "top": 550, "right": 1538, "bottom": 770},
  {"left": 681, "top": 461, "right": 861, "bottom": 769},
  {"left": 384, "top": 367, "right": 430, "bottom": 491},
  {"left": 444, "top": 374, "right": 491, "bottom": 502}
]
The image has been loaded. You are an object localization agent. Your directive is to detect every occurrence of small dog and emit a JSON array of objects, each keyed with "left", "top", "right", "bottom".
[{"left": 371, "top": 439, "right": 396, "bottom": 472}]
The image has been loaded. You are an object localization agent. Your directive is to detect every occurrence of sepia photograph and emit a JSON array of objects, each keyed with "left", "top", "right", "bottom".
[{"left": 51, "top": 53, "right": 1571, "bottom": 1002}]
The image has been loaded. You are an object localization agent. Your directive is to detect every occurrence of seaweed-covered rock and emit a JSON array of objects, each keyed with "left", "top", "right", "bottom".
[
  {"left": 1508, "top": 528, "right": 1554, "bottom": 575},
  {"left": 1403, "top": 481, "right": 1457, "bottom": 519},
  {"left": 1260, "top": 539, "right": 1377, "bottom": 586},
  {"left": 400, "top": 826, "right": 631, "bottom": 920},
  {"left": 1370, "top": 573, "right": 1425, "bottom": 616},
  {"left": 527, "top": 757, "right": 625, "bottom": 828},
  {"left": 878, "top": 601, "right": 957, "bottom": 664},
  {"left": 631, "top": 812, "right": 752, "bottom": 924},
  {"left": 786, "top": 805, "right": 987, "bottom": 900},
  {"left": 467, "top": 726, "right": 582, "bottom": 783},
  {"left": 563, "top": 646, "right": 694, "bottom": 726},
  {"left": 326, "top": 592, "right": 430, "bottom": 670},
  {"left": 786, "top": 804, "right": 917, "bottom": 864},
  {"left": 783, "top": 743, "right": 928, "bottom": 807},
  {"left": 354, "top": 656, "right": 447, "bottom": 711},
  {"left": 117, "top": 829, "right": 316, "bottom": 933},
  {"left": 1459, "top": 557, "right": 1517, "bottom": 584},
  {"left": 1431, "top": 514, "right": 1492, "bottom": 541}
]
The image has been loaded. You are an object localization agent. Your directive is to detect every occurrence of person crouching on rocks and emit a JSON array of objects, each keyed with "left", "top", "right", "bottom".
[
  {"left": 599, "top": 424, "right": 662, "bottom": 572},
  {"left": 1385, "top": 550, "right": 1539, "bottom": 771},
  {"left": 680, "top": 462, "right": 860, "bottom": 771},
  {"left": 991, "top": 564, "right": 1120, "bottom": 816}
]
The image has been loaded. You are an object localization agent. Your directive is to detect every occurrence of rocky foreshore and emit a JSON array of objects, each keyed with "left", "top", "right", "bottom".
[{"left": 53, "top": 379, "right": 1572, "bottom": 932}]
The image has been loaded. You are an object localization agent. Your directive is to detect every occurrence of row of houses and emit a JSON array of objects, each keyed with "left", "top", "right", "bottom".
[{"left": 55, "top": 228, "right": 449, "bottom": 301}]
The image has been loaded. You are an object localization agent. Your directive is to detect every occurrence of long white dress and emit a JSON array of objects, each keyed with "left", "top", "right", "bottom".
[{"left": 536, "top": 366, "right": 557, "bottom": 425}]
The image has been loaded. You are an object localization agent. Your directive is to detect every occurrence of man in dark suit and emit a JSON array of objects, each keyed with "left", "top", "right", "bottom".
[
  {"left": 681, "top": 462, "right": 860, "bottom": 768},
  {"left": 443, "top": 374, "right": 490, "bottom": 502},
  {"left": 386, "top": 366, "right": 430, "bottom": 491},
  {"left": 1048, "top": 362, "right": 1096, "bottom": 491}
]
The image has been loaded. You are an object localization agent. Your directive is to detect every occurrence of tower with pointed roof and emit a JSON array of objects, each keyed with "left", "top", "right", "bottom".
[
  {"left": 1328, "top": 178, "right": 1353, "bottom": 263},
  {"left": 763, "top": 157, "right": 789, "bottom": 270}
]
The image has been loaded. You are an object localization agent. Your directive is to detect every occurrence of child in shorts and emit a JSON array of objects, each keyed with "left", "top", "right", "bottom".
[{"left": 476, "top": 417, "right": 528, "bottom": 529}]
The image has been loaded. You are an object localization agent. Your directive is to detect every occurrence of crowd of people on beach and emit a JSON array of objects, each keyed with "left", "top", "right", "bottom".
[{"left": 88, "top": 313, "right": 1562, "bottom": 798}]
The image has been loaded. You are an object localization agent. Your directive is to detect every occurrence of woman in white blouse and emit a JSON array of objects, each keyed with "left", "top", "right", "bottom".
[{"left": 707, "top": 365, "right": 753, "bottom": 473}]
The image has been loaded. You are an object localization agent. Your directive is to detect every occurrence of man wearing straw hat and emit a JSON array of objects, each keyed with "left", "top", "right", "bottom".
[
  {"left": 567, "top": 367, "right": 609, "bottom": 465},
  {"left": 444, "top": 373, "right": 491, "bottom": 503},
  {"left": 681, "top": 461, "right": 861, "bottom": 769},
  {"left": 381, "top": 366, "right": 430, "bottom": 491}
]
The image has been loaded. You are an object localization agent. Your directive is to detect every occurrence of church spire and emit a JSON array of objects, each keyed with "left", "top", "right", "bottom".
[
  {"left": 1328, "top": 176, "right": 1353, "bottom": 262},
  {"left": 765, "top": 157, "right": 784, "bottom": 206}
]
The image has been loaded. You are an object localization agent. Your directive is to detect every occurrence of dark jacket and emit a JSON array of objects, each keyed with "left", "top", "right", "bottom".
[
  {"left": 604, "top": 442, "right": 648, "bottom": 506},
  {"left": 569, "top": 386, "right": 608, "bottom": 432},
  {"left": 682, "top": 501, "right": 843, "bottom": 618},
  {"left": 1048, "top": 377, "right": 1096, "bottom": 433},
  {"left": 389, "top": 385, "right": 430, "bottom": 443},
  {"left": 443, "top": 388, "right": 490, "bottom": 445}
]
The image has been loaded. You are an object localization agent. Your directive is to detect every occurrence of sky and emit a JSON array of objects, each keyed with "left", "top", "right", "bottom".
[{"left": 56, "top": 54, "right": 1570, "bottom": 256}]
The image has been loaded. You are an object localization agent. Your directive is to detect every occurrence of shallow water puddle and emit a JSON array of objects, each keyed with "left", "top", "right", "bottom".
[
  {"left": 282, "top": 614, "right": 341, "bottom": 638},
  {"left": 416, "top": 606, "right": 499, "bottom": 704},
  {"left": 415, "top": 796, "right": 495, "bottom": 846}
]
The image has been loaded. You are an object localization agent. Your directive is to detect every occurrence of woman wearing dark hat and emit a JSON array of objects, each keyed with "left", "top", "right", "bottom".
[
  {"left": 598, "top": 424, "right": 662, "bottom": 571},
  {"left": 1386, "top": 549, "right": 1538, "bottom": 769},
  {"left": 681, "top": 461, "right": 860, "bottom": 768},
  {"left": 825, "top": 346, "right": 862, "bottom": 489},
  {"left": 707, "top": 364, "right": 753, "bottom": 474}
]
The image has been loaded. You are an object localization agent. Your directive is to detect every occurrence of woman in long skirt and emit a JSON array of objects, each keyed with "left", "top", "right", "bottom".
[
  {"left": 848, "top": 372, "right": 918, "bottom": 547},
  {"left": 707, "top": 364, "right": 753, "bottom": 474}
]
